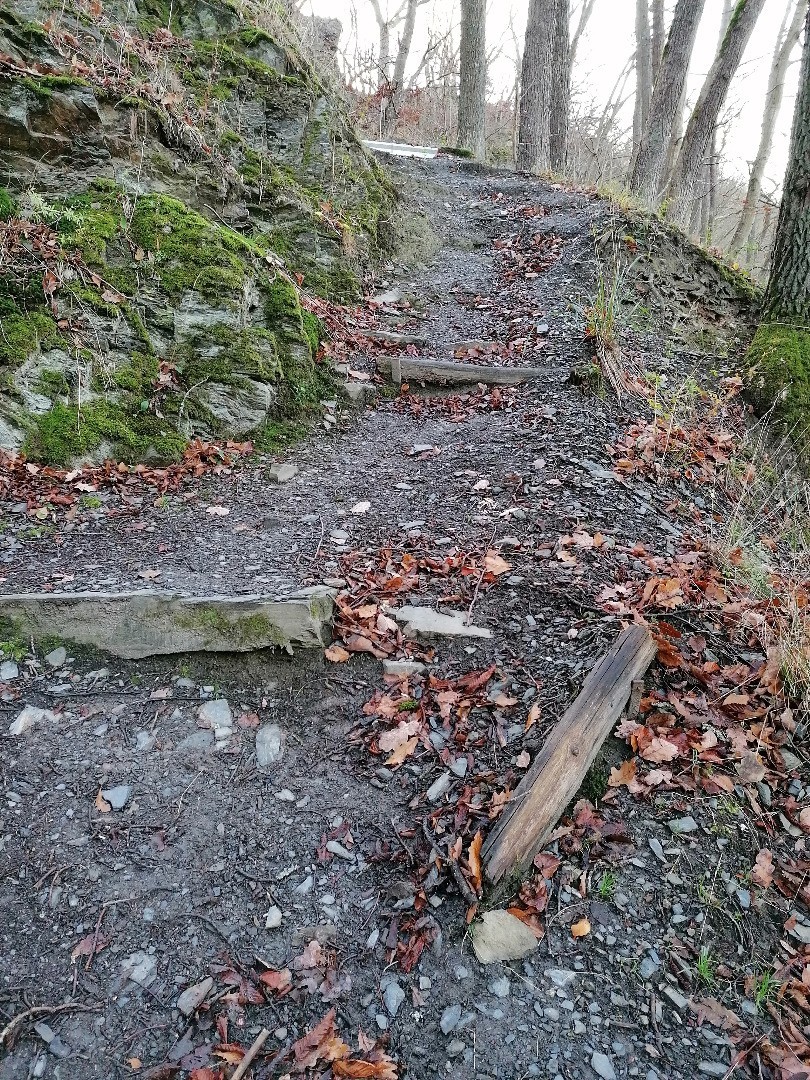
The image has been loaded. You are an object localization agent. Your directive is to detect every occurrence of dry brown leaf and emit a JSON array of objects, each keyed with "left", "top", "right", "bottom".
[
  {"left": 95, "top": 790, "right": 111, "bottom": 814},
  {"left": 752, "top": 848, "right": 774, "bottom": 889},
  {"left": 571, "top": 918, "right": 591, "bottom": 938},
  {"left": 467, "top": 830, "right": 483, "bottom": 894},
  {"left": 385, "top": 736, "right": 419, "bottom": 767},
  {"left": 325, "top": 645, "right": 351, "bottom": 663},
  {"left": 800, "top": 807, "right": 810, "bottom": 833},
  {"left": 641, "top": 736, "right": 679, "bottom": 763},
  {"left": 525, "top": 702, "right": 541, "bottom": 730},
  {"left": 608, "top": 759, "right": 638, "bottom": 789},
  {"left": 332, "top": 1054, "right": 398, "bottom": 1078},
  {"left": 378, "top": 721, "right": 421, "bottom": 753},
  {"left": 292, "top": 1009, "right": 350, "bottom": 1070},
  {"left": 483, "top": 550, "right": 511, "bottom": 576},
  {"left": 735, "top": 750, "right": 766, "bottom": 784}
]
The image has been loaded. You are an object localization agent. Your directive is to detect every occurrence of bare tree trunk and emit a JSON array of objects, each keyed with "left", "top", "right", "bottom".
[
  {"left": 703, "top": 1, "right": 733, "bottom": 239},
  {"left": 650, "top": 0, "right": 665, "bottom": 84},
  {"left": 382, "top": 0, "right": 422, "bottom": 137},
  {"left": 729, "top": 0, "right": 807, "bottom": 257},
  {"left": 457, "top": 0, "right": 487, "bottom": 158},
  {"left": 764, "top": 3, "right": 810, "bottom": 321},
  {"left": 666, "top": 0, "right": 767, "bottom": 225},
  {"left": 629, "top": 0, "right": 707, "bottom": 204},
  {"left": 570, "top": 0, "right": 597, "bottom": 63},
  {"left": 516, "top": 0, "right": 556, "bottom": 172},
  {"left": 633, "top": 0, "right": 653, "bottom": 153},
  {"left": 549, "top": 0, "right": 571, "bottom": 172}
]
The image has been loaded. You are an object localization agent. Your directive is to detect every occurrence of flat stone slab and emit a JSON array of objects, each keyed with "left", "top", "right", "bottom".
[
  {"left": 394, "top": 605, "right": 492, "bottom": 640},
  {"left": 0, "top": 588, "right": 335, "bottom": 660},
  {"left": 377, "top": 356, "right": 546, "bottom": 386}
]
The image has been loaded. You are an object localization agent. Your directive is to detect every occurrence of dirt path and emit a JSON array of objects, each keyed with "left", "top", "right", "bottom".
[{"left": 0, "top": 159, "right": 804, "bottom": 1080}]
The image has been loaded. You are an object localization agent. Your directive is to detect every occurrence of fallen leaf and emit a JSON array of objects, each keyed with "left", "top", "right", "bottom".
[
  {"left": 385, "top": 736, "right": 419, "bottom": 766},
  {"left": 467, "top": 830, "right": 483, "bottom": 894},
  {"left": 259, "top": 968, "right": 293, "bottom": 994},
  {"left": 127, "top": 1060, "right": 142, "bottom": 1072},
  {"left": 515, "top": 750, "right": 530, "bottom": 768},
  {"left": 571, "top": 918, "right": 591, "bottom": 938},
  {"left": 525, "top": 702, "right": 541, "bottom": 730},
  {"left": 800, "top": 807, "right": 810, "bottom": 834},
  {"left": 95, "top": 790, "right": 111, "bottom": 813},
  {"left": 292, "top": 1009, "right": 350, "bottom": 1070},
  {"left": 333, "top": 1058, "right": 398, "bottom": 1079},
  {"left": 71, "top": 931, "right": 111, "bottom": 963},
  {"left": 735, "top": 751, "right": 766, "bottom": 784},
  {"left": 608, "top": 758, "right": 638, "bottom": 789},
  {"left": 752, "top": 848, "right": 774, "bottom": 889},
  {"left": 325, "top": 645, "right": 351, "bottom": 663},
  {"left": 483, "top": 550, "right": 511, "bottom": 576},
  {"left": 378, "top": 720, "right": 421, "bottom": 753},
  {"left": 137, "top": 568, "right": 162, "bottom": 581},
  {"left": 641, "top": 737, "right": 679, "bottom": 763}
]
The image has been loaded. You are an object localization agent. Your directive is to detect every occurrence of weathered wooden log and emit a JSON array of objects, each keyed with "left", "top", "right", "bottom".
[
  {"left": 482, "top": 624, "right": 656, "bottom": 884},
  {"left": 376, "top": 356, "right": 547, "bottom": 386}
]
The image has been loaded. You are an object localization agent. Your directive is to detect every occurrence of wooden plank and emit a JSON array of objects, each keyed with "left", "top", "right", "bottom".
[
  {"left": 481, "top": 624, "right": 656, "bottom": 885},
  {"left": 376, "top": 356, "right": 547, "bottom": 386}
]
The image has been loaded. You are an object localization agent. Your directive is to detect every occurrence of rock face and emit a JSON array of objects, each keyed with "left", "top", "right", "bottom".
[
  {"left": 0, "top": 0, "right": 394, "bottom": 462},
  {"left": 0, "top": 587, "right": 336, "bottom": 657}
]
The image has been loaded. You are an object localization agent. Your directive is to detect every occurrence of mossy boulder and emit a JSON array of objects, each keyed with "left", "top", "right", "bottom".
[
  {"left": 0, "top": 0, "right": 397, "bottom": 462},
  {"left": 745, "top": 322, "right": 810, "bottom": 462}
]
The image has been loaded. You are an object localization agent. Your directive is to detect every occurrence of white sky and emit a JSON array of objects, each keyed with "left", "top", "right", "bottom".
[{"left": 303, "top": 0, "right": 802, "bottom": 189}]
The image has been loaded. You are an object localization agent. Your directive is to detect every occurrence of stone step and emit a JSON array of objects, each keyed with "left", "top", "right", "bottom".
[{"left": 0, "top": 588, "right": 335, "bottom": 660}]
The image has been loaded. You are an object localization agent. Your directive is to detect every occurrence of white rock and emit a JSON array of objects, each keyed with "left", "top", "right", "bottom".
[
  {"left": 264, "top": 906, "right": 283, "bottom": 929},
  {"left": 394, "top": 605, "right": 491, "bottom": 639},
  {"left": 45, "top": 646, "right": 67, "bottom": 668},
  {"left": 382, "top": 660, "right": 427, "bottom": 676},
  {"left": 122, "top": 951, "right": 157, "bottom": 987},
  {"left": 197, "top": 699, "right": 233, "bottom": 740},
  {"left": 591, "top": 1052, "right": 617, "bottom": 1080},
  {"left": 471, "top": 910, "right": 539, "bottom": 964},
  {"left": 256, "top": 724, "right": 284, "bottom": 768},
  {"left": 426, "top": 772, "right": 452, "bottom": 802},
  {"left": 268, "top": 464, "right": 298, "bottom": 483},
  {"left": 326, "top": 840, "right": 354, "bottom": 860},
  {"left": 177, "top": 976, "right": 213, "bottom": 1016},
  {"left": 9, "top": 706, "right": 54, "bottom": 736},
  {"left": 383, "top": 980, "right": 405, "bottom": 1017}
]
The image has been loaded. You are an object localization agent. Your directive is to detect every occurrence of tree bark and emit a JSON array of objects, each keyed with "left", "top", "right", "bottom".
[
  {"left": 549, "top": 0, "right": 571, "bottom": 172},
  {"left": 382, "top": 0, "right": 420, "bottom": 137},
  {"left": 629, "top": 0, "right": 707, "bottom": 205},
  {"left": 650, "top": 0, "right": 665, "bottom": 84},
  {"left": 729, "top": 0, "right": 807, "bottom": 258},
  {"left": 764, "top": 4, "right": 810, "bottom": 322},
  {"left": 516, "top": 0, "right": 556, "bottom": 173},
  {"left": 633, "top": 0, "right": 653, "bottom": 153},
  {"left": 457, "top": 0, "right": 487, "bottom": 158},
  {"left": 666, "top": 0, "right": 767, "bottom": 225}
]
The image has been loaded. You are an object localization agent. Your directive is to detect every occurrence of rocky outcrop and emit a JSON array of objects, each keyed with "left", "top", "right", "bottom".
[{"left": 0, "top": 0, "right": 395, "bottom": 462}]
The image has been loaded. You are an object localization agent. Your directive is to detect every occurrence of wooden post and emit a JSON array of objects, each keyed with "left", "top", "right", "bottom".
[{"left": 482, "top": 624, "right": 656, "bottom": 885}]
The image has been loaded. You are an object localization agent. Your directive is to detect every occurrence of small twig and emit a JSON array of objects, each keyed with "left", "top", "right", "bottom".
[
  {"left": 0, "top": 1003, "right": 99, "bottom": 1048},
  {"left": 447, "top": 856, "right": 479, "bottom": 905},
  {"left": 231, "top": 1027, "right": 271, "bottom": 1080}
]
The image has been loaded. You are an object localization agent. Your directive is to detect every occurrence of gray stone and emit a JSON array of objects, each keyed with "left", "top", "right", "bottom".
[
  {"left": 440, "top": 1004, "right": 462, "bottom": 1034},
  {"left": 662, "top": 986, "right": 690, "bottom": 1010},
  {"left": 590, "top": 1052, "right": 616, "bottom": 1080},
  {"left": 789, "top": 922, "right": 810, "bottom": 945},
  {"left": 446, "top": 1040, "right": 466, "bottom": 1057},
  {"left": 122, "top": 951, "right": 157, "bottom": 987},
  {"left": 668, "top": 816, "right": 698, "bottom": 835},
  {"left": 264, "top": 906, "right": 283, "bottom": 929},
  {"left": 471, "top": 910, "right": 539, "bottom": 964},
  {"left": 176, "top": 730, "right": 215, "bottom": 753},
  {"left": 383, "top": 980, "right": 405, "bottom": 1017},
  {"left": 268, "top": 463, "right": 298, "bottom": 483},
  {"left": 449, "top": 758, "right": 468, "bottom": 778},
  {"left": 177, "top": 976, "right": 213, "bottom": 1016},
  {"left": 426, "top": 772, "right": 452, "bottom": 802},
  {"left": 382, "top": 660, "right": 427, "bottom": 676},
  {"left": 394, "top": 605, "right": 492, "bottom": 640},
  {"left": 0, "top": 588, "right": 336, "bottom": 659},
  {"left": 256, "top": 723, "right": 284, "bottom": 767},
  {"left": 102, "top": 784, "right": 132, "bottom": 810},
  {"left": 544, "top": 969, "right": 577, "bottom": 989},
  {"left": 639, "top": 957, "right": 659, "bottom": 981},
  {"left": 202, "top": 379, "right": 275, "bottom": 431},
  {"left": 0, "top": 660, "right": 19, "bottom": 680},
  {"left": 488, "top": 976, "right": 511, "bottom": 998},
  {"left": 135, "top": 731, "right": 156, "bottom": 752},
  {"left": 648, "top": 837, "right": 666, "bottom": 861},
  {"left": 697, "top": 1064, "right": 729, "bottom": 1077},
  {"left": 198, "top": 699, "right": 233, "bottom": 741},
  {"left": 45, "top": 646, "right": 67, "bottom": 668},
  {"left": 325, "top": 840, "right": 354, "bottom": 860}
]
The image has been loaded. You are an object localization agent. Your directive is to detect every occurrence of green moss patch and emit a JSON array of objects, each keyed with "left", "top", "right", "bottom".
[
  {"left": 746, "top": 322, "right": 810, "bottom": 459},
  {"left": 23, "top": 400, "right": 186, "bottom": 465}
]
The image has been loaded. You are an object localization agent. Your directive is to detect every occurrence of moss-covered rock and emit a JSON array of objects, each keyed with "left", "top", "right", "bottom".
[{"left": 745, "top": 322, "right": 810, "bottom": 461}]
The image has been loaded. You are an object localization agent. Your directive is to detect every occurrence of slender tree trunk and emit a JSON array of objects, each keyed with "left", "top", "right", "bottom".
[
  {"left": 764, "top": 4, "right": 810, "bottom": 321},
  {"left": 629, "top": 0, "right": 707, "bottom": 204},
  {"left": 666, "top": 0, "right": 767, "bottom": 224},
  {"left": 729, "top": 0, "right": 807, "bottom": 257},
  {"left": 570, "top": 0, "right": 596, "bottom": 63},
  {"left": 457, "top": 0, "right": 487, "bottom": 158},
  {"left": 650, "top": 0, "right": 665, "bottom": 84},
  {"left": 633, "top": 0, "right": 653, "bottom": 153},
  {"left": 703, "top": 1, "right": 733, "bottom": 239},
  {"left": 516, "top": 0, "right": 556, "bottom": 172},
  {"left": 549, "top": 0, "right": 571, "bottom": 172},
  {"left": 383, "top": 0, "right": 420, "bottom": 136}
]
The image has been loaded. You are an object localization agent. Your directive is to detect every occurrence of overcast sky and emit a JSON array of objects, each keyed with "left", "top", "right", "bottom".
[{"left": 302, "top": 0, "right": 801, "bottom": 190}]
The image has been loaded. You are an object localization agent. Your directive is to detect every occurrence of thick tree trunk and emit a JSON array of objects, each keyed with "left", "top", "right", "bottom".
[
  {"left": 651, "top": 0, "right": 665, "bottom": 84},
  {"left": 729, "top": 0, "right": 807, "bottom": 258},
  {"left": 633, "top": 0, "right": 653, "bottom": 153},
  {"left": 765, "top": 4, "right": 810, "bottom": 321},
  {"left": 666, "top": 0, "right": 767, "bottom": 225},
  {"left": 516, "top": 0, "right": 556, "bottom": 173},
  {"left": 629, "top": 0, "right": 707, "bottom": 204},
  {"left": 457, "top": 0, "right": 487, "bottom": 158},
  {"left": 549, "top": 0, "right": 571, "bottom": 172}
]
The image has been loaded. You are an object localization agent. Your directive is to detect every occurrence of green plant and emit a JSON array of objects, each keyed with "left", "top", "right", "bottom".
[
  {"left": 753, "top": 970, "right": 779, "bottom": 1011},
  {"left": 0, "top": 637, "right": 26, "bottom": 660},
  {"left": 696, "top": 946, "right": 716, "bottom": 985},
  {"left": 80, "top": 494, "right": 101, "bottom": 509},
  {"left": 596, "top": 870, "right": 617, "bottom": 900}
]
